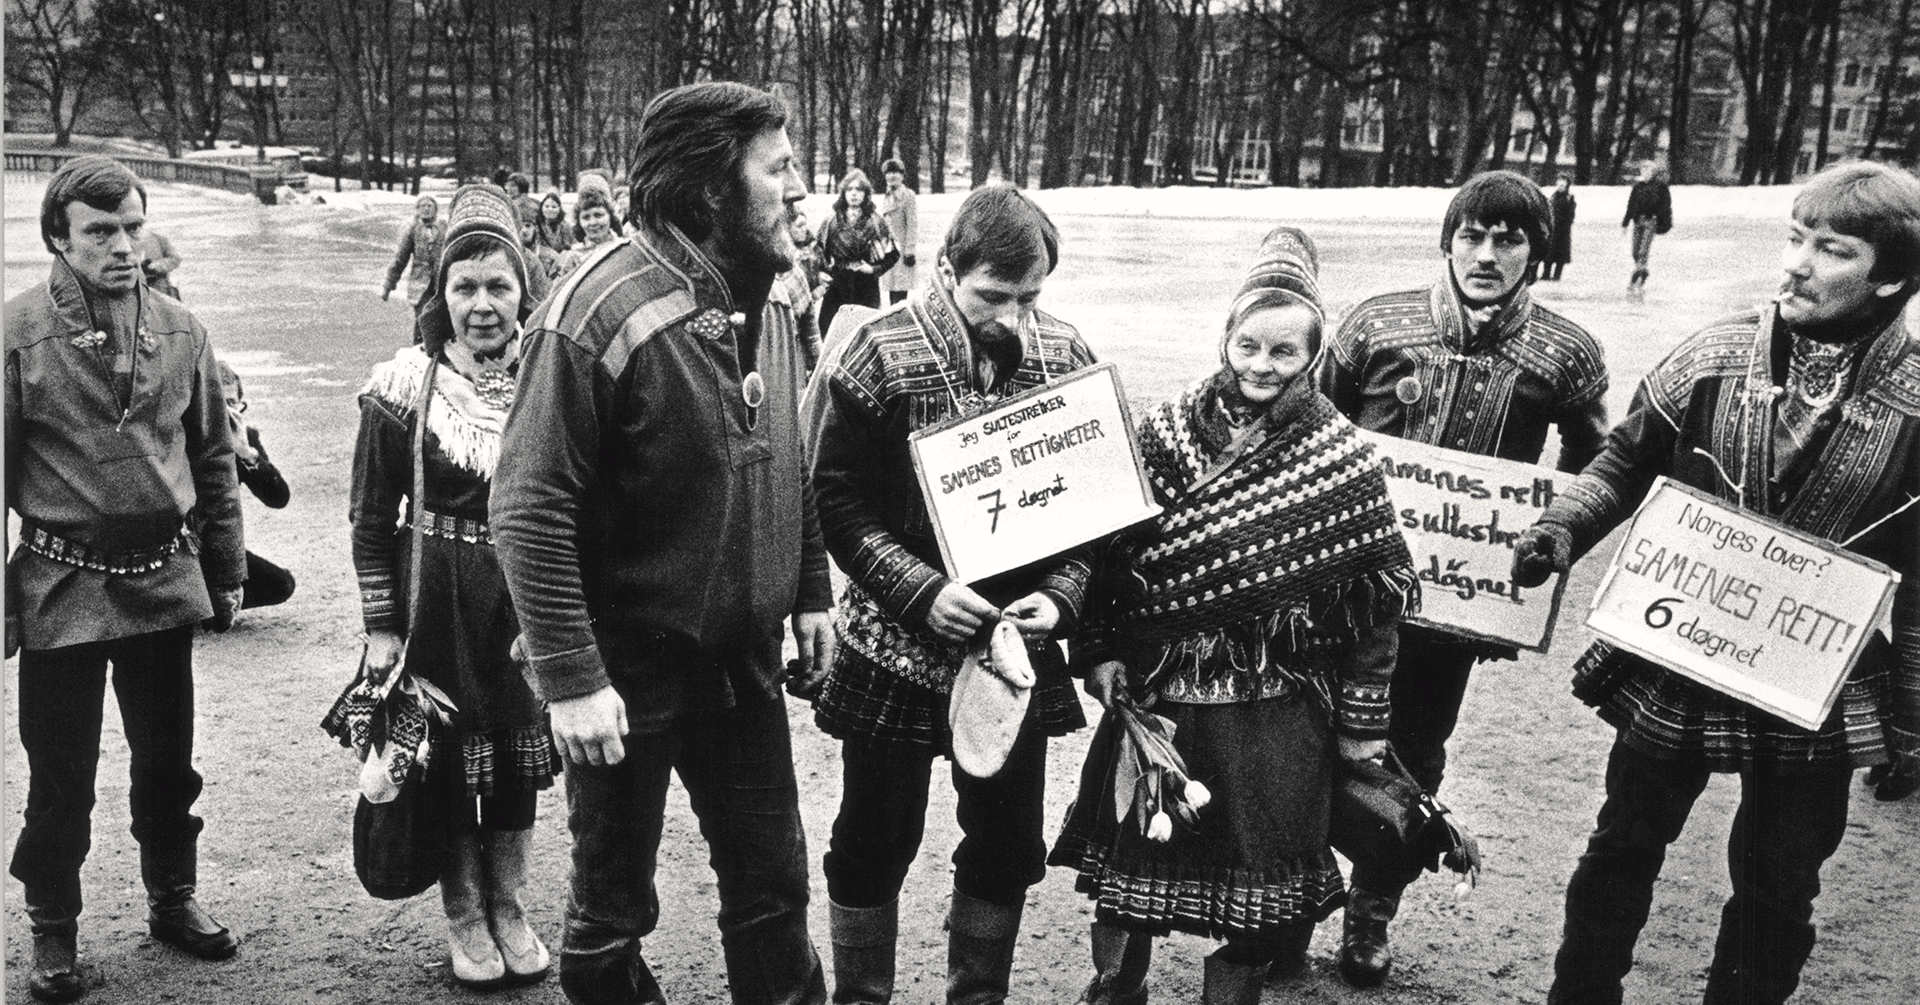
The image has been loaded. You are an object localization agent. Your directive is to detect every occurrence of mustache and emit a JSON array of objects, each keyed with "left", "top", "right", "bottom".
[{"left": 975, "top": 318, "right": 1021, "bottom": 342}]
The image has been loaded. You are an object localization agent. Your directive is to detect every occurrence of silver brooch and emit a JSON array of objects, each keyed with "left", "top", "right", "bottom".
[{"left": 1395, "top": 376, "right": 1423, "bottom": 404}]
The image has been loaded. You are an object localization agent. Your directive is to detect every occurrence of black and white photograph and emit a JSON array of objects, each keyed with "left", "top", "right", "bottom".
[{"left": 5, "top": 1, "right": 1920, "bottom": 1003}]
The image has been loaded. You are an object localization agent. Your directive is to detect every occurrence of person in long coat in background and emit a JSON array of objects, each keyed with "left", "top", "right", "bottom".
[
  {"left": 382, "top": 194, "right": 447, "bottom": 309},
  {"left": 879, "top": 158, "right": 919, "bottom": 305},
  {"left": 1544, "top": 175, "right": 1576, "bottom": 281}
]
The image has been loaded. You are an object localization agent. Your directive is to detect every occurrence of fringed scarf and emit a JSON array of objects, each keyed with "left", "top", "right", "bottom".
[
  {"left": 362, "top": 346, "right": 512, "bottom": 480},
  {"left": 1115, "top": 371, "right": 1417, "bottom": 688}
]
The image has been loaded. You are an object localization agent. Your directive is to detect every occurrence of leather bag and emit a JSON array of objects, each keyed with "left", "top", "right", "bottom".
[{"left": 1330, "top": 744, "right": 1481, "bottom": 883}]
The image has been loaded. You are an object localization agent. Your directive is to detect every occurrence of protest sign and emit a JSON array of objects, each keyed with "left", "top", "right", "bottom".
[
  {"left": 910, "top": 362, "right": 1160, "bottom": 584},
  {"left": 1586, "top": 477, "right": 1901, "bottom": 731},
  {"left": 1360, "top": 432, "right": 1568, "bottom": 651}
]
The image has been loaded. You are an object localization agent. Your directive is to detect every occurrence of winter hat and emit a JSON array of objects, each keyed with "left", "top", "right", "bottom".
[
  {"left": 414, "top": 184, "right": 530, "bottom": 353},
  {"left": 1222, "top": 225, "right": 1324, "bottom": 361}
]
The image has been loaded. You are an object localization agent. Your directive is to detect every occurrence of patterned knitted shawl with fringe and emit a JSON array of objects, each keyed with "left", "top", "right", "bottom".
[{"left": 1116, "top": 371, "right": 1416, "bottom": 683}]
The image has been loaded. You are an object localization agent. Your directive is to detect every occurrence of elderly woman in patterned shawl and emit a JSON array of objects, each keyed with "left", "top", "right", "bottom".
[
  {"left": 1051, "top": 226, "right": 1418, "bottom": 1004},
  {"left": 327, "top": 184, "right": 561, "bottom": 989}
]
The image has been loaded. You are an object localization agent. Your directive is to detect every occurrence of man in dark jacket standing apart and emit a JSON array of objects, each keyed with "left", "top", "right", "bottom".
[
  {"left": 7, "top": 156, "right": 246, "bottom": 1003},
  {"left": 1514, "top": 159, "right": 1920, "bottom": 1005},
  {"left": 490, "top": 82, "right": 836, "bottom": 1005},
  {"left": 1316, "top": 169, "right": 1610, "bottom": 988},
  {"left": 1621, "top": 160, "right": 1673, "bottom": 293}
]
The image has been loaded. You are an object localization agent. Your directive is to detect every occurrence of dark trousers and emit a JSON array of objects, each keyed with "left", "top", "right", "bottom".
[
  {"left": 818, "top": 276, "right": 881, "bottom": 338},
  {"left": 1548, "top": 737, "right": 1852, "bottom": 1005},
  {"left": 1349, "top": 627, "right": 1476, "bottom": 895},
  {"left": 561, "top": 691, "right": 823, "bottom": 1005},
  {"left": 9, "top": 625, "right": 204, "bottom": 931},
  {"left": 824, "top": 723, "right": 1048, "bottom": 909}
]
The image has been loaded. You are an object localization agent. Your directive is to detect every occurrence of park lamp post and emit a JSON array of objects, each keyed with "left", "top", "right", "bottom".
[{"left": 228, "top": 54, "right": 289, "bottom": 164}]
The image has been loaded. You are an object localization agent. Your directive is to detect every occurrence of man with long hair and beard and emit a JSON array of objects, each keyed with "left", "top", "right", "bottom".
[{"left": 490, "top": 82, "right": 837, "bottom": 1005}]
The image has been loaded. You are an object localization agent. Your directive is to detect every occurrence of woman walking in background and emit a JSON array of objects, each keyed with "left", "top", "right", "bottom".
[
  {"left": 381, "top": 194, "right": 447, "bottom": 310},
  {"left": 817, "top": 168, "right": 898, "bottom": 335},
  {"left": 1052, "top": 227, "right": 1417, "bottom": 1004},
  {"left": 332, "top": 184, "right": 560, "bottom": 990},
  {"left": 1544, "top": 175, "right": 1576, "bottom": 281}
]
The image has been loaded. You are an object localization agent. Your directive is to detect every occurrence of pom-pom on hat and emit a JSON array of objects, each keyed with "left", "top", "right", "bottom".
[
  {"left": 1222, "top": 225, "right": 1324, "bottom": 362},
  {"left": 414, "top": 184, "right": 531, "bottom": 353}
]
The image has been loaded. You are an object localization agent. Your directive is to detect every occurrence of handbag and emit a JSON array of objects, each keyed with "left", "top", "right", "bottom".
[
  {"left": 344, "top": 359, "right": 459, "bottom": 899},
  {"left": 1330, "top": 744, "right": 1482, "bottom": 887}
]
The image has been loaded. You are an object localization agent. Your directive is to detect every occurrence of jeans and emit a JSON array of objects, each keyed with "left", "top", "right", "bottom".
[
  {"left": 1630, "top": 217, "right": 1659, "bottom": 270},
  {"left": 1548, "top": 736, "right": 1852, "bottom": 1005},
  {"left": 561, "top": 690, "right": 823, "bottom": 1005},
  {"left": 1349, "top": 627, "right": 1477, "bottom": 896},
  {"left": 9, "top": 626, "right": 204, "bottom": 931},
  {"left": 824, "top": 720, "right": 1049, "bottom": 909}
]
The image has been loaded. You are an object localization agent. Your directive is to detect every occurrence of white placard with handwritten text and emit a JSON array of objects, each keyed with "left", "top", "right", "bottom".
[
  {"left": 1586, "top": 478, "right": 1901, "bottom": 730},
  {"left": 910, "top": 363, "right": 1160, "bottom": 584},
  {"left": 1360, "top": 432, "right": 1568, "bottom": 651}
]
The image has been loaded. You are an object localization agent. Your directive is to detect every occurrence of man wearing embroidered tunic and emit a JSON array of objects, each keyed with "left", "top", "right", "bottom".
[
  {"left": 490, "top": 83, "right": 835, "bottom": 1005},
  {"left": 1512, "top": 160, "right": 1920, "bottom": 1005},
  {"left": 807, "top": 184, "right": 1094, "bottom": 1005},
  {"left": 1315, "top": 169, "right": 1610, "bottom": 986},
  {"left": 6, "top": 156, "right": 246, "bottom": 1002}
]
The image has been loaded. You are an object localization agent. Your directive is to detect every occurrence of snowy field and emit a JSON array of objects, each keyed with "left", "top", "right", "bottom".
[{"left": 5, "top": 175, "right": 1917, "bottom": 1005}]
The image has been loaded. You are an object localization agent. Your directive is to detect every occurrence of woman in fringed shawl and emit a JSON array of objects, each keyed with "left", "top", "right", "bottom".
[
  {"left": 326, "top": 184, "right": 560, "bottom": 990},
  {"left": 1051, "top": 226, "right": 1418, "bottom": 1005}
]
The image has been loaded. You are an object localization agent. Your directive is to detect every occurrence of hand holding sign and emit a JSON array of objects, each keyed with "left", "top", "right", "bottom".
[{"left": 1512, "top": 523, "right": 1574, "bottom": 588}]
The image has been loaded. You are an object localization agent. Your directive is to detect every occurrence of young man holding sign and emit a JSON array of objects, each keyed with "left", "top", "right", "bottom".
[
  {"left": 809, "top": 185, "right": 1096, "bottom": 1004},
  {"left": 1315, "top": 169, "right": 1611, "bottom": 985},
  {"left": 1512, "top": 160, "right": 1920, "bottom": 1005}
]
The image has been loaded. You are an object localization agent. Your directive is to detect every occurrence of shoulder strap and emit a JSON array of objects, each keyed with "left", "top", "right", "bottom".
[{"left": 408, "top": 358, "right": 436, "bottom": 628}]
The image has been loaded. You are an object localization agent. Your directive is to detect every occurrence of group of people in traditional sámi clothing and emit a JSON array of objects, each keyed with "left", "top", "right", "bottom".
[{"left": 8, "top": 79, "right": 1918, "bottom": 1005}]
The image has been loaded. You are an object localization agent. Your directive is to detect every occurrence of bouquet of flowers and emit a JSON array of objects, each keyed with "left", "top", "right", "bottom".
[{"left": 1107, "top": 698, "right": 1210, "bottom": 842}]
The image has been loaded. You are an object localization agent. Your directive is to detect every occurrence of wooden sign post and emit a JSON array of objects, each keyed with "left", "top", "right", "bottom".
[
  {"left": 1360, "top": 432, "right": 1568, "bottom": 651},
  {"left": 1586, "top": 478, "right": 1901, "bottom": 730},
  {"left": 910, "top": 362, "right": 1160, "bottom": 584}
]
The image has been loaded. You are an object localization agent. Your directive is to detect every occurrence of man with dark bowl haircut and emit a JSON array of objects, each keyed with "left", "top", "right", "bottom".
[
  {"left": 7, "top": 155, "right": 246, "bottom": 1003},
  {"left": 1316, "top": 169, "right": 1610, "bottom": 988},
  {"left": 491, "top": 82, "right": 836, "bottom": 1005},
  {"left": 808, "top": 185, "right": 1095, "bottom": 1005},
  {"left": 1514, "top": 159, "right": 1920, "bottom": 1005}
]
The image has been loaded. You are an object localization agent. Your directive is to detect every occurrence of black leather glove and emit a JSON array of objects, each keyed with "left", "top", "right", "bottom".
[{"left": 1511, "top": 523, "right": 1574, "bottom": 588}]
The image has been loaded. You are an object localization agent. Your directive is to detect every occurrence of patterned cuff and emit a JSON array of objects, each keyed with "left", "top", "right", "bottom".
[
  {"left": 1337, "top": 681, "right": 1392, "bottom": 739},
  {"left": 358, "top": 569, "right": 401, "bottom": 631}
]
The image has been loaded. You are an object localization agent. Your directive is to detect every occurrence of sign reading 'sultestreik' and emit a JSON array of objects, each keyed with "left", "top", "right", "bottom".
[
  {"left": 1360, "top": 432, "right": 1567, "bottom": 651},
  {"left": 1586, "top": 477, "right": 1901, "bottom": 731},
  {"left": 910, "top": 363, "right": 1160, "bottom": 585}
]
